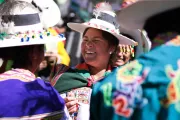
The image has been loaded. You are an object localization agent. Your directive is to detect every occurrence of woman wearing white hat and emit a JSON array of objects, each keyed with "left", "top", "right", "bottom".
[
  {"left": 0, "top": 1, "right": 67, "bottom": 119},
  {"left": 50, "top": 2, "right": 137, "bottom": 120}
]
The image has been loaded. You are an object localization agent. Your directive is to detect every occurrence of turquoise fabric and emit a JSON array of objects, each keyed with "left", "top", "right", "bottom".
[{"left": 90, "top": 39, "right": 180, "bottom": 120}]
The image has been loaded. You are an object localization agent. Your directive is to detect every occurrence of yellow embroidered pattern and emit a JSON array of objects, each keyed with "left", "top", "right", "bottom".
[
  {"left": 116, "top": 60, "right": 143, "bottom": 84},
  {"left": 162, "top": 60, "right": 180, "bottom": 112}
]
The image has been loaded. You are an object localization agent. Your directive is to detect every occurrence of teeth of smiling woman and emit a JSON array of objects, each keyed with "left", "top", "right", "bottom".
[{"left": 86, "top": 51, "right": 94, "bottom": 54}]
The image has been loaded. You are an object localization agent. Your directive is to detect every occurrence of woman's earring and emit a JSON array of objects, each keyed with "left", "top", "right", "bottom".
[{"left": 109, "top": 51, "right": 112, "bottom": 54}]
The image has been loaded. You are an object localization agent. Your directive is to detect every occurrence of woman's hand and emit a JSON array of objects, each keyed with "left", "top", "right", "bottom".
[{"left": 64, "top": 97, "right": 78, "bottom": 115}]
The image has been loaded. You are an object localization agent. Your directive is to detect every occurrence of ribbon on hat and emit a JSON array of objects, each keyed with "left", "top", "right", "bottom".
[
  {"left": 92, "top": 2, "right": 120, "bottom": 29},
  {"left": 92, "top": 12, "right": 120, "bottom": 29},
  {"left": 1, "top": 13, "right": 40, "bottom": 26}
]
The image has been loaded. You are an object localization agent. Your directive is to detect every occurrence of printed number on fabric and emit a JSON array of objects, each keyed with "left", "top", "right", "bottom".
[
  {"left": 162, "top": 59, "right": 180, "bottom": 112},
  {"left": 113, "top": 60, "right": 149, "bottom": 117}
]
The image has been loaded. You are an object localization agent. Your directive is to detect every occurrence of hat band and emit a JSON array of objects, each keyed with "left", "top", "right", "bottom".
[
  {"left": 1, "top": 13, "right": 40, "bottom": 26},
  {"left": 89, "top": 19, "right": 116, "bottom": 30},
  {"left": 84, "top": 20, "right": 120, "bottom": 35},
  {"left": 92, "top": 12, "right": 119, "bottom": 29}
]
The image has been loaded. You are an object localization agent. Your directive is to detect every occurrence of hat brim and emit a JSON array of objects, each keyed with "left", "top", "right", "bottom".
[
  {"left": 67, "top": 23, "right": 138, "bottom": 46},
  {"left": 0, "top": 36, "right": 65, "bottom": 48},
  {"left": 117, "top": 0, "right": 180, "bottom": 29}
]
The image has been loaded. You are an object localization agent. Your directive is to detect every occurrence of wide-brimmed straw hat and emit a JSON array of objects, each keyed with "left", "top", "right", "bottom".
[
  {"left": 0, "top": 0, "right": 65, "bottom": 48},
  {"left": 117, "top": 0, "right": 180, "bottom": 29},
  {"left": 67, "top": 2, "right": 138, "bottom": 46}
]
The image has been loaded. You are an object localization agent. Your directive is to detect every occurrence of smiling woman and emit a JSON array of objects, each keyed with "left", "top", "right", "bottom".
[
  {"left": 81, "top": 28, "right": 118, "bottom": 75},
  {"left": 50, "top": 2, "right": 137, "bottom": 120}
]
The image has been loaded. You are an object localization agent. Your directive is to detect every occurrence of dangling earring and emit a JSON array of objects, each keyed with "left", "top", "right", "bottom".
[{"left": 109, "top": 51, "right": 112, "bottom": 54}]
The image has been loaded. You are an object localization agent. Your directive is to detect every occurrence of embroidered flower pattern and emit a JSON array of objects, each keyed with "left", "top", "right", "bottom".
[
  {"left": 116, "top": 60, "right": 143, "bottom": 83},
  {"left": 162, "top": 59, "right": 180, "bottom": 112},
  {"left": 113, "top": 60, "right": 149, "bottom": 117}
]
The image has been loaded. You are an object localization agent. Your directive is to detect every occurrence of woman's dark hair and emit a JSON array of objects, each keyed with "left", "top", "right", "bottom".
[
  {"left": 0, "top": 45, "right": 44, "bottom": 69},
  {"left": 144, "top": 7, "right": 180, "bottom": 40},
  {"left": 12, "top": 46, "right": 33, "bottom": 69},
  {"left": 83, "top": 28, "right": 119, "bottom": 46}
]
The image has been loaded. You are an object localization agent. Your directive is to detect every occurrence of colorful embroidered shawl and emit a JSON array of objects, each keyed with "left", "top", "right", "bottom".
[
  {"left": 51, "top": 63, "right": 112, "bottom": 94},
  {"left": 0, "top": 69, "right": 66, "bottom": 119},
  {"left": 90, "top": 36, "right": 180, "bottom": 120}
]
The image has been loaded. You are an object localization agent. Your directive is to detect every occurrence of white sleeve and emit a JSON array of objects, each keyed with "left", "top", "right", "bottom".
[
  {"left": 76, "top": 89, "right": 91, "bottom": 120},
  {"left": 77, "top": 103, "right": 90, "bottom": 120},
  {"left": 64, "top": 106, "right": 72, "bottom": 120},
  {"left": 60, "top": 93, "right": 72, "bottom": 120}
]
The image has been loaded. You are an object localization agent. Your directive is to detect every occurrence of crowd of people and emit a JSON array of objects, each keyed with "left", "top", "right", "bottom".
[{"left": 0, "top": 0, "right": 180, "bottom": 120}]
